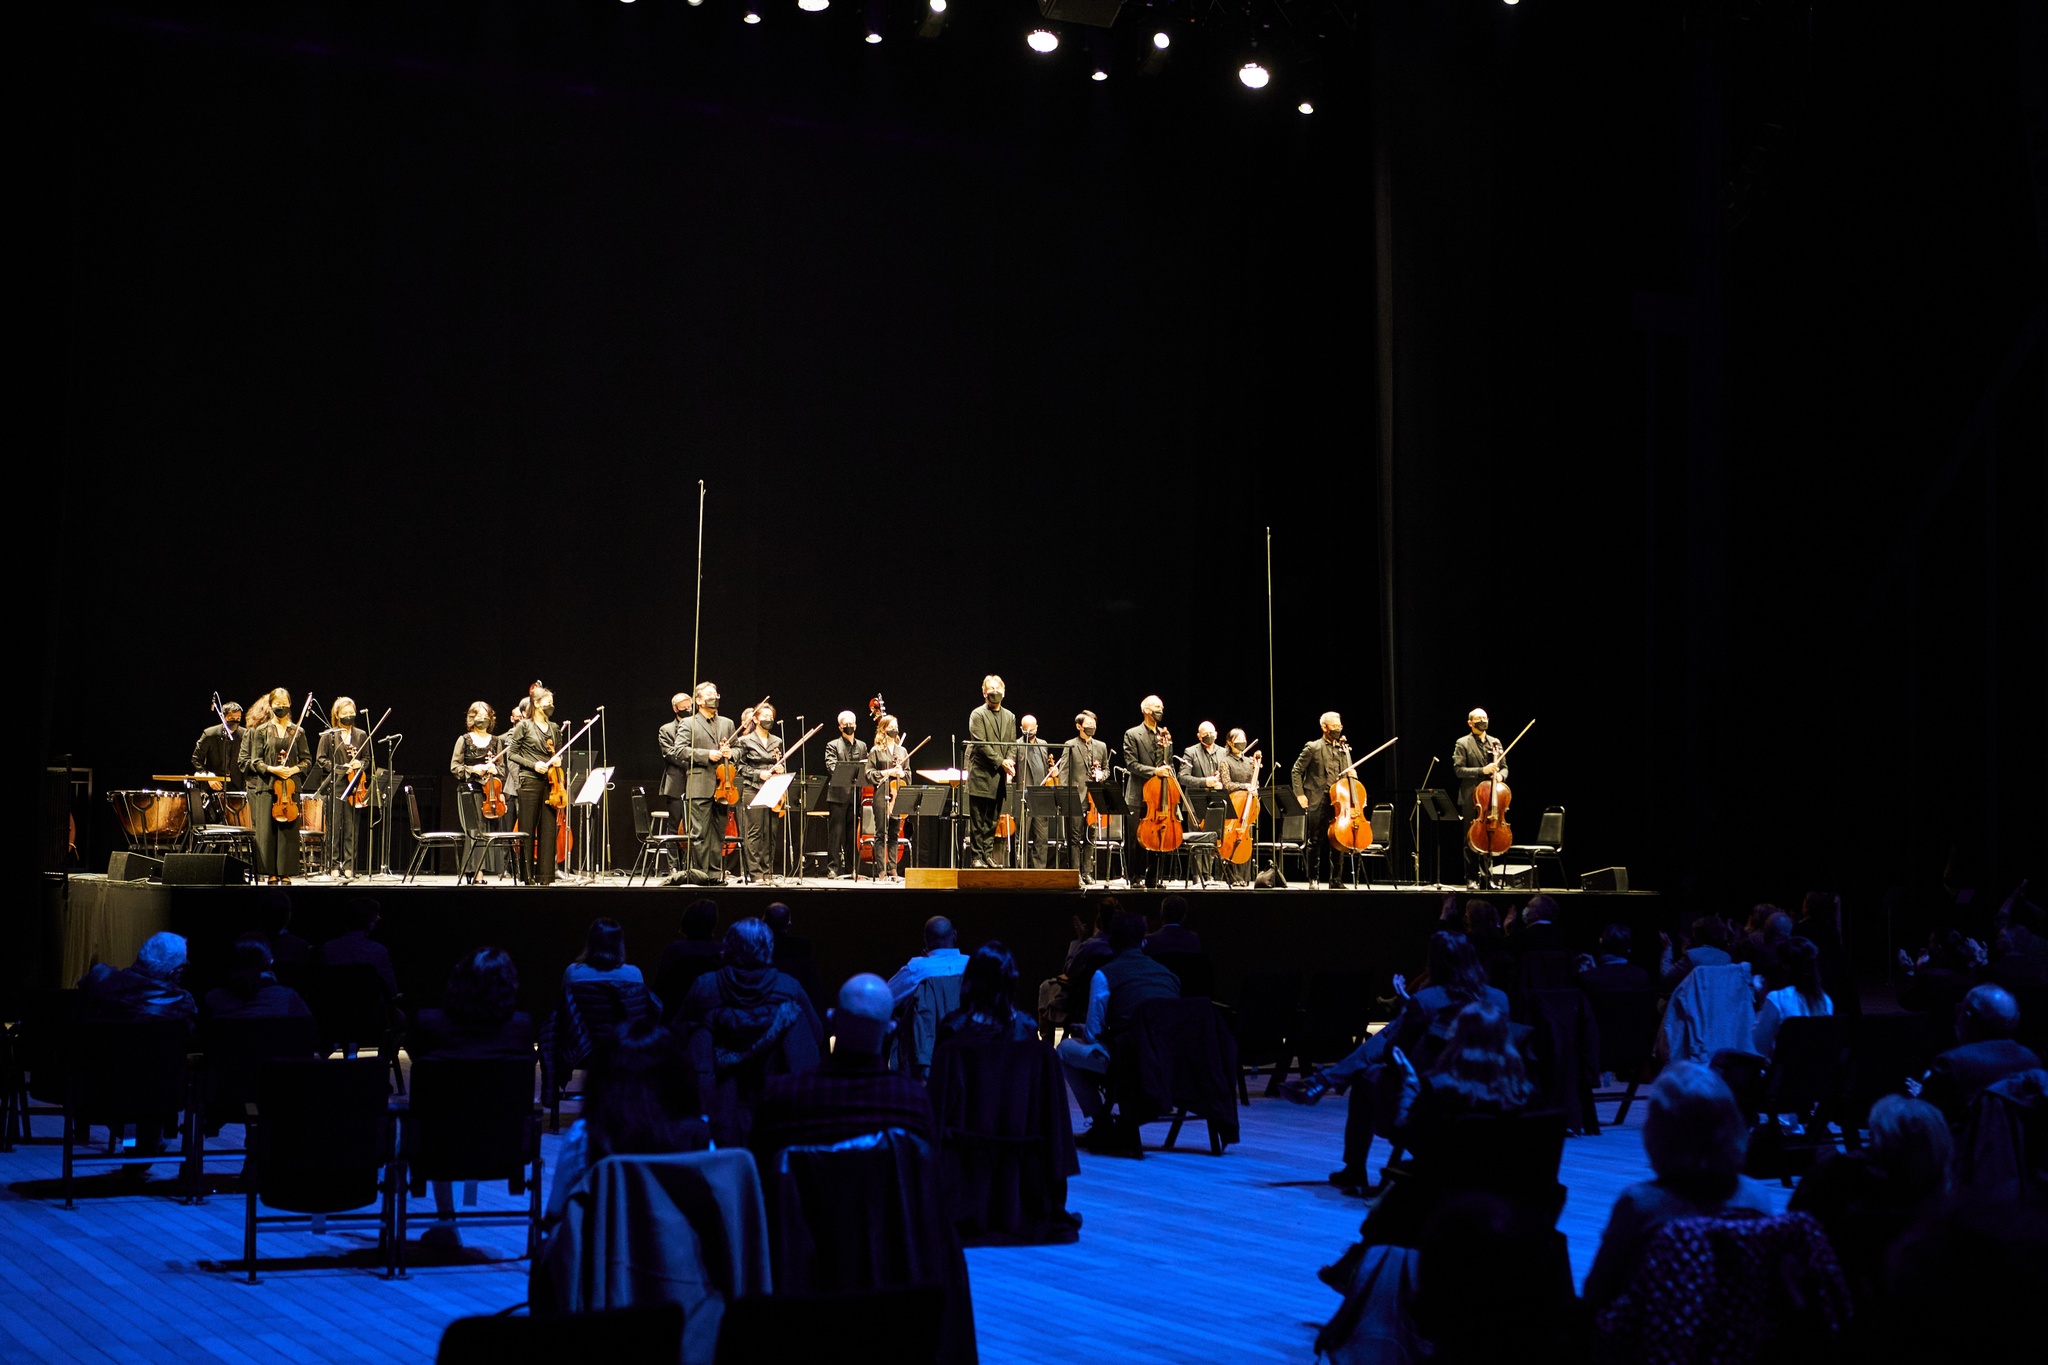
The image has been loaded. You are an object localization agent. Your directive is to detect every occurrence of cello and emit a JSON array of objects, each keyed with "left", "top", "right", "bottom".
[
  {"left": 1216, "top": 744, "right": 1264, "bottom": 867},
  {"left": 1136, "top": 725, "right": 1186, "bottom": 853},
  {"left": 1466, "top": 718, "right": 1535, "bottom": 858},
  {"left": 1326, "top": 735, "right": 1400, "bottom": 852}
]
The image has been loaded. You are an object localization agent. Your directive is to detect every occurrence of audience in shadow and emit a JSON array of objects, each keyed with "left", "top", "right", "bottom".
[
  {"left": 201, "top": 936, "right": 312, "bottom": 1020},
  {"left": 653, "top": 898, "right": 723, "bottom": 1023},
  {"left": 750, "top": 973, "right": 933, "bottom": 1158},
  {"left": 938, "top": 943, "right": 1039, "bottom": 1047}
]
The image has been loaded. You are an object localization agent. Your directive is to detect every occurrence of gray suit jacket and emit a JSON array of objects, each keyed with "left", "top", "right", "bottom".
[
  {"left": 966, "top": 705, "right": 1017, "bottom": 800},
  {"left": 1452, "top": 733, "right": 1507, "bottom": 814},
  {"left": 1290, "top": 738, "right": 1350, "bottom": 808},
  {"left": 664, "top": 713, "right": 736, "bottom": 801},
  {"left": 1122, "top": 725, "right": 1169, "bottom": 808}
]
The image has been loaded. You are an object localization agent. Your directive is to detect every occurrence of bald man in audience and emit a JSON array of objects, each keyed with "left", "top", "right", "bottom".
[
  {"left": 1916, "top": 983, "right": 2041, "bottom": 1125},
  {"left": 748, "top": 973, "right": 935, "bottom": 1157},
  {"left": 885, "top": 916, "right": 969, "bottom": 1003}
]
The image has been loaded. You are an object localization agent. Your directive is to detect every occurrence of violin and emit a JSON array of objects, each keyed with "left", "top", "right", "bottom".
[
  {"left": 480, "top": 765, "right": 508, "bottom": 819},
  {"left": 1136, "top": 725, "right": 1186, "bottom": 853},
  {"left": 1217, "top": 746, "right": 1263, "bottom": 866},
  {"left": 1465, "top": 718, "right": 1534, "bottom": 857},
  {"left": 344, "top": 741, "right": 371, "bottom": 807},
  {"left": 716, "top": 696, "right": 768, "bottom": 805},
  {"left": 1327, "top": 735, "right": 1400, "bottom": 852},
  {"left": 268, "top": 707, "right": 308, "bottom": 823},
  {"left": 544, "top": 736, "right": 569, "bottom": 810}
]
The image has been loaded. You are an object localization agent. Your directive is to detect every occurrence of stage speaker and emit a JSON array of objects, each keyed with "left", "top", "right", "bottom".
[
  {"left": 1581, "top": 866, "right": 1629, "bottom": 892},
  {"left": 106, "top": 852, "right": 161, "bottom": 881},
  {"left": 163, "top": 853, "right": 252, "bottom": 886}
]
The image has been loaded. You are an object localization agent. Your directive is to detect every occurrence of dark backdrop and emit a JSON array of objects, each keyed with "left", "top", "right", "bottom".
[{"left": 32, "top": 1, "right": 2046, "bottom": 932}]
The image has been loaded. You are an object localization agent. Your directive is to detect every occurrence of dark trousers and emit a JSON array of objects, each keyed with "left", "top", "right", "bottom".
[
  {"left": 1124, "top": 819, "right": 1157, "bottom": 888},
  {"left": 825, "top": 801, "right": 857, "bottom": 874},
  {"left": 1023, "top": 815, "right": 1053, "bottom": 869},
  {"left": 251, "top": 792, "right": 302, "bottom": 878},
  {"left": 327, "top": 800, "right": 359, "bottom": 875},
  {"left": 1300, "top": 802, "right": 1339, "bottom": 884},
  {"left": 967, "top": 795, "right": 999, "bottom": 864},
  {"left": 1463, "top": 840, "right": 1496, "bottom": 888},
  {"left": 740, "top": 795, "right": 777, "bottom": 879},
  {"left": 685, "top": 797, "right": 726, "bottom": 879},
  {"left": 516, "top": 781, "right": 557, "bottom": 884},
  {"left": 871, "top": 796, "right": 901, "bottom": 877},
  {"left": 1067, "top": 816, "right": 1098, "bottom": 881}
]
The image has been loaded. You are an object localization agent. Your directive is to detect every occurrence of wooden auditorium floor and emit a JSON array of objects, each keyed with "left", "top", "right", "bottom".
[{"left": 0, "top": 1077, "right": 1792, "bottom": 1363}]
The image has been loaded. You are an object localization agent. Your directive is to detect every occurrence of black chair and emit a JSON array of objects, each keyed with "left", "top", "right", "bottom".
[
  {"left": 539, "top": 977, "right": 660, "bottom": 1131},
  {"left": 890, "top": 975, "right": 963, "bottom": 1081},
  {"left": 61, "top": 1018, "right": 198, "bottom": 1208},
  {"left": 454, "top": 788, "right": 526, "bottom": 884},
  {"left": 397, "top": 1055, "right": 544, "bottom": 1269},
  {"left": 716, "top": 1287, "right": 941, "bottom": 1365},
  {"left": 1261, "top": 812, "right": 1308, "bottom": 882},
  {"left": 183, "top": 786, "right": 255, "bottom": 864},
  {"left": 928, "top": 1038, "right": 1081, "bottom": 1245},
  {"left": 192, "top": 1014, "right": 324, "bottom": 1189},
  {"left": 1523, "top": 988, "right": 1602, "bottom": 1134},
  {"left": 1231, "top": 971, "right": 1304, "bottom": 1099},
  {"left": 1109, "top": 997, "right": 1242, "bottom": 1156},
  {"left": 1503, "top": 807, "right": 1567, "bottom": 888},
  {"left": 1344, "top": 806, "right": 1397, "bottom": 887},
  {"left": 301, "top": 962, "right": 402, "bottom": 1088},
  {"left": 404, "top": 786, "right": 465, "bottom": 882},
  {"left": 1360, "top": 1109, "right": 1569, "bottom": 1251},
  {"left": 1586, "top": 988, "right": 1662, "bottom": 1122},
  {"left": 242, "top": 1056, "right": 399, "bottom": 1282},
  {"left": 628, "top": 788, "right": 684, "bottom": 886},
  {"left": 1753, "top": 1015, "right": 1854, "bottom": 1185},
  {"left": 1292, "top": 972, "right": 1376, "bottom": 1076},
  {"left": 441, "top": 1305, "right": 685, "bottom": 1363},
  {"left": 5, "top": 988, "right": 79, "bottom": 1149}
]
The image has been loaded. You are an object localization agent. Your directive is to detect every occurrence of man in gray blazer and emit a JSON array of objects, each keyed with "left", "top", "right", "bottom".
[
  {"left": 1290, "top": 712, "right": 1350, "bottom": 887},
  {"left": 663, "top": 683, "right": 736, "bottom": 884},
  {"left": 1060, "top": 712, "right": 1110, "bottom": 882},
  {"left": 966, "top": 675, "right": 1017, "bottom": 867}
]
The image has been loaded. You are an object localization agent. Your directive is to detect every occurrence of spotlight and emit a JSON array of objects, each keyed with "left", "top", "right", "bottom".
[
  {"left": 687, "top": 0, "right": 703, "bottom": 6},
  {"left": 866, "top": 31, "right": 883, "bottom": 42},
  {"left": 1027, "top": 29, "right": 1059, "bottom": 53},
  {"left": 1298, "top": 101, "right": 1314, "bottom": 114},
  {"left": 1092, "top": 69, "right": 1107, "bottom": 81},
  {"left": 1152, "top": 31, "right": 1170, "bottom": 50},
  {"left": 1504, "top": 0, "right": 1519, "bottom": 5},
  {"left": 744, "top": 10, "right": 761, "bottom": 20},
  {"left": 798, "top": 0, "right": 828, "bottom": 9},
  {"left": 930, "top": 0, "right": 946, "bottom": 11},
  {"left": 1239, "top": 62, "right": 1269, "bottom": 89}
]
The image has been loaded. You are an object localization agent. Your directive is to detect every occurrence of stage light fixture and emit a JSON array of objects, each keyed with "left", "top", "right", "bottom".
[
  {"left": 866, "top": 30, "right": 883, "bottom": 42},
  {"left": 687, "top": 0, "right": 703, "bottom": 6},
  {"left": 1028, "top": 29, "right": 1059, "bottom": 53},
  {"left": 931, "top": 0, "right": 947, "bottom": 12},
  {"left": 1298, "top": 101, "right": 1314, "bottom": 114},
  {"left": 1153, "top": 31, "right": 1170, "bottom": 49},
  {"left": 744, "top": 10, "right": 761, "bottom": 20},
  {"left": 799, "top": 0, "right": 829, "bottom": 10},
  {"left": 1239, "top": 61, "right": 1269, "bottom": 89},
  {"left": 1092, "top": 69, "right": 1108, "bottom": 81}
]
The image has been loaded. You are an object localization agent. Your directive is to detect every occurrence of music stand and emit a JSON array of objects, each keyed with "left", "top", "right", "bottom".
[
  {"left": 1417, "top": 788, "right": 1460, "bottom": 887},
  {"left": 1023, "top": 785, "right": 1067, "bottom": 868},
  {"left": 825, "top": 762, "right": 862, "bottom": 881},
  {"left": 1086, "top": 781, "right": 1124, "bottom": 883},
  {"left": 893, "top": 785, "right": 951, "bottom": 870}
]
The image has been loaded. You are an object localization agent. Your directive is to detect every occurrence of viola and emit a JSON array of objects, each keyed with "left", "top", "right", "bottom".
[
  {"left": 716, "top": 696, "right": 768, "bottom": 805},
  {"left": 1217, "top": 749, "right": 1263, "bottom": 866},
  {"left": 480, "top": 771, "right": 507, "bottom": 820},
  {"left": 268, "top": 709, "right": 307, "bottom": 823},
  {"left": 1136, "top": 725, "right": 1186, "bottom": 853}
]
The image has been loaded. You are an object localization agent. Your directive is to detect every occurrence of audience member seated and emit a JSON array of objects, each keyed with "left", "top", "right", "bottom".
[
  {"left": 1575, "top": 924, "right": 1651, "bottom": 995},
  {"left": 1463, "top": 899, "right": 1516, "bottom": 990},
  {"left": 1863, "top": 1189, "right": 2048, "bottom": 1360},
  {"left": 1143, "top": 896, "right": 1201, "bottom": 956},
  {"left": 937, "top": 942, "right": 1039, "bottom": 1046},
  {"left": 1788, "top": 1094, "right": 1951, "bottom": 1313},
  {"left": 1752, "top": 936, "right": 1832, "bottom": 1058},
  {"left": 750, "top": 973, "right": 934, "bottom": 1158},
  {"left": 201, "top": 936, "right": 313, "bottom": 1020},
  {"left": 78, "top": 931, "right": 198, "bottom": 1027},
  {"left": 652, "top": 898, "right": 723, "bottom": 1022},
  {"left": 317, "top": 898, "right": 400, "bottom": 1001},
  {"left": 566, "top": 916, "right": 649, "bottom": 992},
  {"left": 1914, "top": 983, "right": 2041, "bottom": 1125},
  {"left": 546, "top": 1019, "right": 710, "bottom": 1222},
  {"left": 1057, "top": 911, "right": 1180, "bottom": 1152},
  {"left": 885, "top": 916, "right": 969, "bottom": 1004},
  {"left": 1896, "top": 930, "right": 1983, "bottom": 1014},
  {"left": 1386, "top": 1000, "right": 1534, "bottom": 1157},
  {"left": 262, "top": 889, "right": 312, "bottom": 969},
  {"left": 765, "top": 901, "right": 829, "bottom": 1019},
  {"left": 410, "top": 947, "right": 534, "bottom": 1246},
  {"left": 679, "top": 917, "right": 823, "bottom": 1141},
  {"left": 1660, "top": 915, "right": 1734, "bottom": 992},
  {"left": 1505, "top": 895, "right": 1567, "bottom": 956},
  {"left": 1581, "top": 1062, "right": 1774, "bottom": 1313},
  {"left": 1735, "top": 906, "right": 1796, "bottom": 989},
  {"left": 1038, "top": 901, "right": 1117, "bottom": 1035}
]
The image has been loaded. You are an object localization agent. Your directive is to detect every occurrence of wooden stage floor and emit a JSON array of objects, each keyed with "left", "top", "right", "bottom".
[{"left": 0, "top": 1075, "right": 1791, "bottom": 1363}]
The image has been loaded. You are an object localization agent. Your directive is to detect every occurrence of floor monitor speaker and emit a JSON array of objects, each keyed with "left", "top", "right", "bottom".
[
  {"left": 106, "top": 852, "right": 161, "bottom": 881},
  {"left": 162, "top": 853, "right": 252, "bottom": 886},
  {"left": 1580, "top": 866, "right": 1629, "bottom": 892}
]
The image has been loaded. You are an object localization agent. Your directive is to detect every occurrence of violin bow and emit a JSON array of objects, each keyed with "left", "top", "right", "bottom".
[{"left": 339, "top": 707, "right": 394, "bottom": 802}]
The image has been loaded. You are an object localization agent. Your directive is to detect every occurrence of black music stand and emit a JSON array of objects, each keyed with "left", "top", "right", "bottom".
[
  {"left": 815, "top": 768, "right": 853, "bottom": 880},
  {"left": 1086, "top": 781, "right": 1125, "bottom": 883},
  {"left": 894, "top": 786, "right": 953, "bottom": 870},
  {"left": 1022, "top": 784, "right": 1068, "bottom": 869},
  {"left": 1417, "top": 788, "right": 1460, "bottom": 887}
]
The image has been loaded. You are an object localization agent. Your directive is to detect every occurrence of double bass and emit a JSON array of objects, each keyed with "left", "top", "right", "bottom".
[
  {"left": 1326, "top": 735, "right": 1400, "bottom": 851},
  {"left": 1466, "top": 718, "right": 1535, "bottom": 857},
  {"left": 1216, "top": 744, "right": 1264, "bottom": 866},
  {"left": 1136, "top": 726, "right": 1187, "bottom": 853}
]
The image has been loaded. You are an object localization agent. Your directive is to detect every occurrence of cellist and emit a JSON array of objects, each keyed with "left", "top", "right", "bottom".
[
  {"left": 505, "top": 687, "right": 565, "bottom": 885},
  {"left": 1121, "top": 695, "right": 1171, "bottom": 889},
  {"left": 1218, "top": 729, "right": 1262, "bottom": 886},
  {"left": 1289, "top": 712, "right": 1350, "bottom": 889},
  {"left": 1452, "top": 708, "right": 1508, "bottom": 890}
]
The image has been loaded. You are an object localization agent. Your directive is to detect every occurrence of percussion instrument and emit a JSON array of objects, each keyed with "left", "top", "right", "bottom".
[
  {"left": 109, "top": 790, "right": 187, "bottom": 844},
  {"left": 298, "top": 795, "right": 327, "bottom": 836},
  {"left": 219, "top": 790, "right": 254, "bottom": 829}
]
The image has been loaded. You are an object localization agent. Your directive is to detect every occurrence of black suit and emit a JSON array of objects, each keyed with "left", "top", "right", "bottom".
[
  {"left": 1122, "top": 723, "right": 1169, "bottom": 886},
  {"left": 1923, "top": 1038, "right": 2043, "bottom": 1124},
  {"left": 1059, "top": 737, "right": 1109, "bottom": 880},
  {"left": 665, "top": 711, "right": 736, "bottom": 880},
  {"left": 1290, "top": 737, "right": 1350, "bottom": 885},
  {"left": 823, "top": 733, "right": 868, "bottom": 874},
  {"left": 191, "top": 723, "right": 240, "bottom": 782},
  {"left": 966, "top": 704, "right": 1017, "bottom": 865},
  {"left": 1014, "top": 737, "right": 1052, "bottom": 868},
  {"left": 1453, "top": 731, "right": 1508, "bottom": 886}
]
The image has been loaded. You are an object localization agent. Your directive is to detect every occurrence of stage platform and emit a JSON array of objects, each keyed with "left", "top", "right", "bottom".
[{"left": 38, "top": 872, "right": 1664, "bottom": 1017}]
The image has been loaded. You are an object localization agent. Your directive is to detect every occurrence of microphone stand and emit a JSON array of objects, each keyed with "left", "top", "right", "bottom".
[
  {"left": 376, "top": 732, "right": 403, "bottom": 878},
  {"left": 1413, "top": 755, "right": 1436, "bottom": 886}
]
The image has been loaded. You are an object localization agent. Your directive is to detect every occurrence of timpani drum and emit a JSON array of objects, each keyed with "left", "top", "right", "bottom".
[
  {"left": 109, "top": 790, "right": 188, "bottom": 845},
  {"left": 297, "top": 795, "right": 326, "bottom": 835},
  {"left": 218, "top": 790, "right": 254, "bottom": 829}
]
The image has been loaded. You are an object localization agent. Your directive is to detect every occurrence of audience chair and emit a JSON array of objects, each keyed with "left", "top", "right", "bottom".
[
  {"left": 891, "top": 974, "right": 964, "bottom": 1081},
  {"left": 1231, "top": 971, "right": 1304, "bottom": 1099},
  {"left": 1108, "top": 997, "right": 1242, "bottom": 1156},
  {"left": 1593, "top": 1211, "right": 1851, "bottom": 1357},
  {"left": 1524, "top": 988, "right": 1603, "bottom": 1135},
  {"left": 1753, "top": 1014, "right": 1853, "bottom": 1184},
  {"left": 716, "top": 1287, "right": 943, "bottom": 1365},
  {"left": 453, "top": 788, "right": 526, "bottom": 884},
  {"left": 302, "top": 962, "right": 403, "bottom": 1089},
  {"left": 1291, "top": 972, "right": 1377, "bottom": 1077},
  {"left": 5, "top": 988, "right": 79, "bottom": 1149},
  {"left": 1957, "top": 1067, "right": 2048, "bottom": 1200},
  {"left": 439, "top": 1304, "right": 684, "bottom": 1364},
  {"left": 628, "top": 788, "right": 684, "bottom": 886},
  {"left": 397, "top": 1056, "right": 545, "bottom": 1271},
  {"left": 61, "top": 1018, "right": 198, "bottom": 1208},
  {"left": 928, "top": 1038, "right": 1081, "bottom": 1245},
  {"left": 764, "top": 1128, "right": 976, "bottom": 1364},
  {"left": 192, "top": 1014, "right": 324, "bottom": 1193},
  {"left": 404, "top": 787, "right": 465, "bottom": 882},
  {"left": 241, "top": 1056, "right": 400, "bottom": 1282},
  {"left": 1362, "top": 1110, "right": 1569, "bottom": 1252},
  {"left": 1586, "top": 988, "right": 1661, "bottom": 1122}
]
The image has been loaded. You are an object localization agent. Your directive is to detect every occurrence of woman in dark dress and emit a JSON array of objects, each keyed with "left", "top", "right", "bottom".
[
  {"left": 505, "top": 688, "right": 565, "bottom": 885},
  {"left": 450, "top": 701, "right": 505, "bottom": 880},
  {"left": 239, "top": 688, "right": 311, "bottom": 882}
]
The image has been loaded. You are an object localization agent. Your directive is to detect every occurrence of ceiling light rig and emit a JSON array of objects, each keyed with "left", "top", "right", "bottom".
[
  {"left": 1238, "top": 61, "right": 1269, "bottom": 89},
  {"left": 798, "top": 0, "right": 829, "bottom": 10},
  {"left": 1028, "top": 30, "right": 1060, "bottom": 53}
]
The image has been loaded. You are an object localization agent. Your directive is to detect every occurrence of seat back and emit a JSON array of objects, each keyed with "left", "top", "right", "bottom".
[
  {"left": 255, "top": 1056, "right": 394, "bottom": 1212},
  {"left": 201, "top": 1014, "right": 324, "bottom": 1119},
  {"left": 19, "top": 988, "right": 81, "bottom": 1104},
  {"left": 1761, "top": 1014, "right": 1850, "bottom": 1113},
  {"left": 896, "top": 974, "right": 964, "bottom": 1075},
  {"left": 406, "top": 787, "right": 426, "bottom": 837},
  {"left": 768, "top": 1129, "right": 954, "bottom": 1296},
  {"left": 1369, "top": 805, "right": 1394, "bottom": 849},
  {"left": 441, "top": 1304, "right": 684, "bottom": 1364},
  {"left": 630, "top": 789, "right": 653, "bottom": 838},
  {"left": 1146, "top": 951, "right": 1216, "bottom": 1001},
  {"left": 302, "top": 963, "right": 391, "bottom": 1050},
  {"left": 1418, "top": 1109, "right": 1567, "bottom": 1198},
  {"left": 1586, "top": 988, "right": 1660, "bottom": 1075},
  {"left": 1296, "top": 971, "right": 1375, "bottom": 1065},
  {"left": 67, "top": 1019, "right": 192, "bottom": 1120},
  {"left": 407, "top": 1056, "right": 538, "bottom": 1182},
  {"left": 454, "top": 788, "right": 485, "bottom": 839},
  {"left": 1124, "top": 997, "right": 1241, "bottom": 1143},
  {"left": 1515, "top": 951, "right": 1577, "bottom": 996},
  {"left": 1232, "top": 971, "right": 1302, "bottom": 1064},
  {"left": 1536, "top": 807, "right": 1564, "bottom": 847},
  {"left": 714, "top": 1288, "right": 939, "bottom": 1365}
]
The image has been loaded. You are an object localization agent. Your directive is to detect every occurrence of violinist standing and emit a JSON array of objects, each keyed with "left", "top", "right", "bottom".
[
  {"left": 1452, "top": 708, "right": 1508, "bottom": 890},
  {"left": 823, "top": 711, "right": 868, "bottom": 878},
  {"left": 452, "top": 702, "right": 506, "bottom": 878},
  {"left": 506, "top": 687, "right": 565, "bottom": 885},
  {"left": 1290, "top": 713, "right": 1351, "bottom": 889},
  {"left": 315, "top": 696, "right": 371, "bottom": 879},
  {"left": 1060, "top": 712, "right": 1110, "bottom": 883},
  {"left": 1182, "top": 722, "right": 1227, "bottom": 883},
  {"left": 735, "top": 702, "right": 785, "bottom": 883},
  {"left": 866, "top": 715, "right": 911, "bottom": 880},
  {"left": 1015, "top": 715, "right": 1052, "bottom": 869},
  {"left": 1122, "top": 696, "right": 1171, "bottom": 889},
  {"left": 1218, "top": 729, "right": 1261, "bottom": 886},
  {"left": 664, "top": 682, "right": 736, "bottom": 885},
  {"left": 239, "top": 688, "right": 309, "bottom": 881},
  {"left": 965, "top": 675, "right": 1017, "bottom": 868}
]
